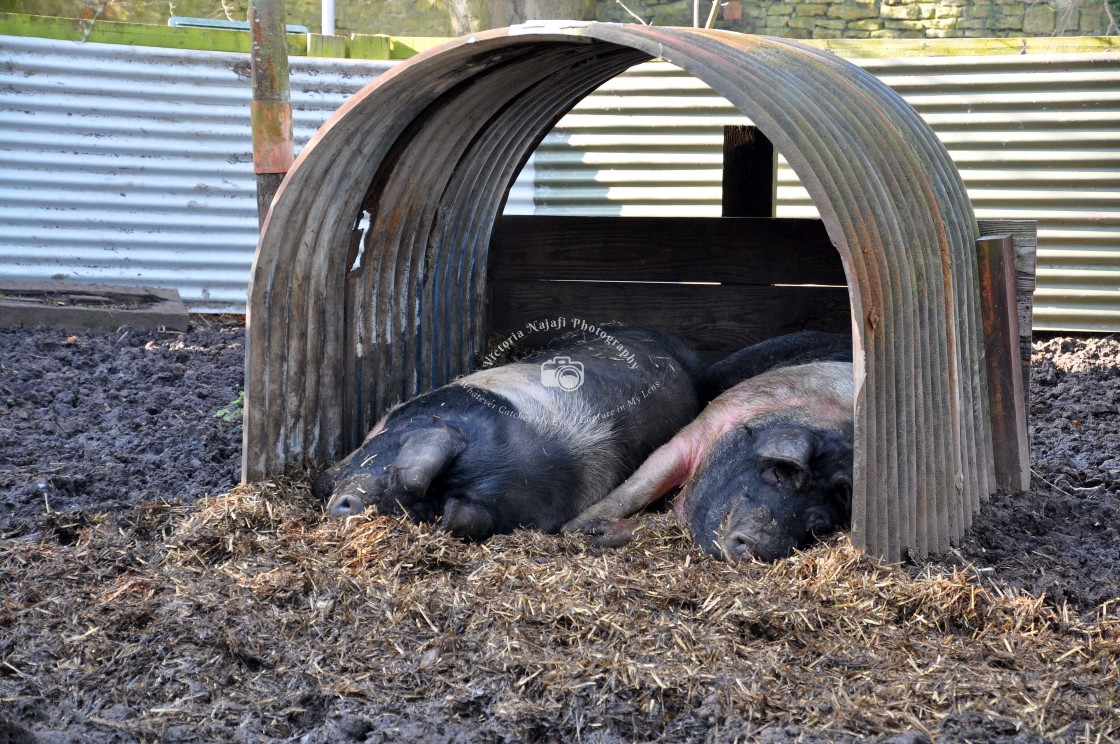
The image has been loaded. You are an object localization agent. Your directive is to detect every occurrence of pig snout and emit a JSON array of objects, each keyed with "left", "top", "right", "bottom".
[
  {"left": 319, "top": 425, "right": 466, "bottom": 521},
  {"left": 717, "top": 502, "right": 841, "bottom": 563},
  {"left": 718, "top": 503, "right": 777, "bottom": 563},
  {"left": 328, "top": 490, "right": 371, "bottom": 519}
]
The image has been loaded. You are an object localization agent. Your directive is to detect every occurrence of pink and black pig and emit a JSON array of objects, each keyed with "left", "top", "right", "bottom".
[
  {"left": 314, "top": 326, "right": 702, "bottom": 541},
  {"left": 567, "top": 340, "right": 853, "bottom": 562},
  {"left": 698, "top": 330, "right": 851, "bottom": 404}
]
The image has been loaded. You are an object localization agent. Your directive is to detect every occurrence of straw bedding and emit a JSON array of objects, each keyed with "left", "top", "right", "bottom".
[{"left": 1, "top": 321, "right": 1117, "bottom": 742}]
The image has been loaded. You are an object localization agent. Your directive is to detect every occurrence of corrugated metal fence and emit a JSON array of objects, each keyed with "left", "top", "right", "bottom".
[
  {"left": 0, "top": 35, "right": 537, "bottom": 311},
  {"left": 2, "top": 35, "right": 1119, "bottom": 331},
  {"left": 0, "top": 36, "right": 380, "bottom": 310},
  {"left": 537, "top": 52, "right": 1120, "bottom": 333}
]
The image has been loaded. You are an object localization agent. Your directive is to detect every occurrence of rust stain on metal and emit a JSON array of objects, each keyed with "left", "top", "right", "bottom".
[{"left": 245, "top": 22, "right": 999, "bottom": 562}]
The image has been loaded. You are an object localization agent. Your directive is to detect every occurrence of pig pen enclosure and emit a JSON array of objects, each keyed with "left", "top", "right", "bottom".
[
  {"left": 246, "top": 24, "right": 1029, "bottom": 562},
  {"left": 3, "top": 22, "right": 1120, "bottom": 743}
]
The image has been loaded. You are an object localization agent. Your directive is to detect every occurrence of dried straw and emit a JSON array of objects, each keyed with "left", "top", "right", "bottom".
[{"left": 1, "top": 477, "right": 1117, "bottom": 741}]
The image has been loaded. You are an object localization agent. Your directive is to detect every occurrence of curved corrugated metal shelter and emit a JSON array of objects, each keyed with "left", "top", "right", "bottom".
[{"left": 245, "top": 22, "right": 994, "bottom": 561}]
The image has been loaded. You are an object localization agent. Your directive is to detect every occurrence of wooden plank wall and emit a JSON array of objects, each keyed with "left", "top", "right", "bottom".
[{"left": 488, "top": 215, "right": 852, "bottom": 363}]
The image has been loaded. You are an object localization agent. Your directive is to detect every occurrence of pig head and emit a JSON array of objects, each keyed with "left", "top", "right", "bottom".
[
  {"left": 565, "top": 359, "right": 854, "bottom": 562},
  {"left": 681, "top": 422, "right": 853, "bottom": 562},
  {"left": 315, "top": 425, "right": 466, "bottom": 524}
]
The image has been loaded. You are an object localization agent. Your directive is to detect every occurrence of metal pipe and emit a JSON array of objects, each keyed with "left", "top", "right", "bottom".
[
  {"left": 248, "top": 0, "right": 294, "bottom": 228},
  {"left": 322, "top": 0, "right": 336, "bottom": 36}
]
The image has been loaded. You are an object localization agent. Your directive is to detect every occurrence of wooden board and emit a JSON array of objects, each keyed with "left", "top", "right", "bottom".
[
  {"left": 976, "top": 234, "right": 1030, "bottom": 493},
  {"left": 490, "top": 216, "right": 847, "bottom": 286},
  {"left": 0, "top": 281, "right": 188, "bottom": 333},
  {"left": 488, "top": 215, "right": 852, "bottom": 361},
  {"left": 977, "top": 218, "right": 1036, "bottom": 409},
  {"left": 489, "top": 282, "right": 851, "bottom": 362}
]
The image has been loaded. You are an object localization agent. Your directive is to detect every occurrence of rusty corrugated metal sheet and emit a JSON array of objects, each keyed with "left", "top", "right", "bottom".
[
  {"left": 534, "top": 50, "right": 1120, "bottom": 332},
  {"left": 245, "top": 23, "right": 992, "bottom": 562}
]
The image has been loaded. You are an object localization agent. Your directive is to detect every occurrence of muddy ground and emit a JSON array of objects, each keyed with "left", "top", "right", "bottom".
[{"left": 0, "top": 317, "right": 1117, "bottom": 742}]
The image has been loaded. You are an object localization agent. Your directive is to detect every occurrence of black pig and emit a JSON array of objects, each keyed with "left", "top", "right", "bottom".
[
  {"left": 315, "top": 325, "right": 702, "bottom": 540},
  {"left": 566, "top": 360, "right": 854, "bottom": 562}
]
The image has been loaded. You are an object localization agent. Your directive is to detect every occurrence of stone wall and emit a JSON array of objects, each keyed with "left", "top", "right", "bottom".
[{"left": 596, "top": 0, "right": 1114, "bottom": 38}]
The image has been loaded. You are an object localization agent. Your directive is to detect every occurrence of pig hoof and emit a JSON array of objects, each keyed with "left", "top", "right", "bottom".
[
  {"left": 582, "top": 517, "right": 640, "bottom": 548},
  {"left": 328, "top": 493, "right": 368, "bottom": 519}
]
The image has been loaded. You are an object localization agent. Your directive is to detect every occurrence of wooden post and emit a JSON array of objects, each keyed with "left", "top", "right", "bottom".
[
  {"left": 722, "top": 125, "right": 776, "bottom": 218},
  {"left": 249, "top": 0, "right": 294, "bottom": 227},
  {"left": 977, "top": 218, "right": 1037, "bottom": 414},
  {"left": 976, "top": 233, "right": 1030, "bottom": 493}
]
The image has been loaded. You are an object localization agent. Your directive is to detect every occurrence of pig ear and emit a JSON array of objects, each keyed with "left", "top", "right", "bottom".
[
  {"left": 755, "top": 428, "right": 813, "bottom": 489},
  {"left": 392, "top": 427, "right": 466, "bottom": 496}
]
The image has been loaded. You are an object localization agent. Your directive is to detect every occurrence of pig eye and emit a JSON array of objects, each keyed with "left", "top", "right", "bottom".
[{"left": 761, "top": 462, "right": 800, "bottom": 487}]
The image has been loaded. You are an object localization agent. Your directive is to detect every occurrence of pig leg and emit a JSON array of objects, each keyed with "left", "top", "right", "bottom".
[
  {"left": 563, "top": 436, "right": 694, "bottom": 532},
  {"left": 585, "top": 517, "right": 642, "bottom": 548}
]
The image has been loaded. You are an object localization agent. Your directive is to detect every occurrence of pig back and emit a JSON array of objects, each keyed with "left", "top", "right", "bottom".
[
  {"left": 698, "top": 332, "right": 852, "bottom": 404},
  {"left": 455, "top": 326, "right": 702, "bottom": 512},
  {"left": 703, "top": 361, "right": 853, "bottom": 434}
]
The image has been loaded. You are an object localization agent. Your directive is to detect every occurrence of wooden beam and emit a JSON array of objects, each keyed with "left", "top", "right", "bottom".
[
  {"left": 977, "top": 218, "right": 1036, "bottom": 413},
  {"left": 249, "top": 0, "right": 294, "bottom": 227},
  {"left": 490, "top": 216, "right": 845, "bottom": 285},
  {"left": 976, "top": 233, "right": 1031, "bottom": 493},
  {"left": 722, "top": 125, "right": 776, "bottom": 218}
]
